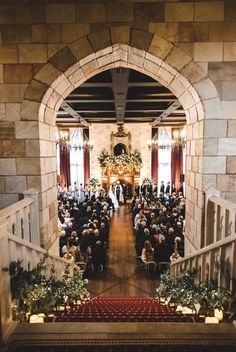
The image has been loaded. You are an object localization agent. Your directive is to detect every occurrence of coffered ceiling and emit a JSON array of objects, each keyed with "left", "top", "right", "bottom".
[{"left": 56, "top": 68, "right": 186, "bottom": 127}]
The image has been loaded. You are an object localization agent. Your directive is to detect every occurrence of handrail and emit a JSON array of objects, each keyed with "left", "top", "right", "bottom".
[{"left": 0, "top": 198, "right": 33, "bottom": 220}]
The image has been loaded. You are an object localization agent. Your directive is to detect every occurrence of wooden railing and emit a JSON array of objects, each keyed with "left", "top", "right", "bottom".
[{"left": 171, "top": 193, "right": 236, "bottom": 295}]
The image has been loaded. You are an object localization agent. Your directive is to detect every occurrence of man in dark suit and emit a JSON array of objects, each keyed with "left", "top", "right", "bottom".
[
  {"left": 134, "top": 183, "right": 140, "bottom": 196},
  {"left": 165, "top": 181, "right": 170, "bottom": 194},
  {"left": 160, "top": 181, "right": 165, "bottom": 194},
  {"left": 153, "top": 183, "right": 158, "bottom": 194},
  {"left": 122, "top": 183, "right": 127, "bottom": 204}
]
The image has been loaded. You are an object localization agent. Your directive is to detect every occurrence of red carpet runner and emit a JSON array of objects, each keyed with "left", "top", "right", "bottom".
[{"left": 45, "top": 296, "right": 193, "bottom": 323}]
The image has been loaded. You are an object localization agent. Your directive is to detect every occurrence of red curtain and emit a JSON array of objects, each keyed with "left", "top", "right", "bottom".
[
  {"left": 151, "top": 128, "right": 158, "bottom": 183},
  {"left": 83, "top": 129, "right": 90, "bottom": 183},
  {"left": 171, "top": 146, "right": 183, "bottom": 191},
  {"left": 60, "top": 147, "right": 71, "bottom": 187}
]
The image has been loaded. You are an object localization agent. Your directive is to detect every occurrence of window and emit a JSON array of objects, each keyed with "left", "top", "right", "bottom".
[
  {"left": 70, "top": 128, "right": 84, "bottom": 186},
  {"left": 158, "top": 127, "right": 171, "bottom": 186}
]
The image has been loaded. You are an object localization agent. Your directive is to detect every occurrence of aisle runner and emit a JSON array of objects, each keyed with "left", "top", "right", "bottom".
[{"left": 45, "top": 296, "right": 193, "bottom": 323}]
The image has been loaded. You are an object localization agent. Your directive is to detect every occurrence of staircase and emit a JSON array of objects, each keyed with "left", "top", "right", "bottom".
[{"left": 45, "top": 296, "right": 193, "bottom": 323}]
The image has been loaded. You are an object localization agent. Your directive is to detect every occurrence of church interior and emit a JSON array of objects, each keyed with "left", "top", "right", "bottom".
[{"left": 0, "top": 0, "right": 236, "bottom": 351}]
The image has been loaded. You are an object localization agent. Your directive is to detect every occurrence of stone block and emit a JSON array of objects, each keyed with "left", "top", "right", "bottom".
[
  {"left": 0, "top": 84, "right": 20, "bottom": 103},
  {"left": 222, "top": 101, "right": 236, "bottom": 119},
  {"left": 202, "top": 174, "right": 217, "bottom": 191},
  {"left": 76, "top": 4, "right": 105, "bottom": 23},
  {"left": 130, "top": 29, "right": 153, "bottom": 52},
  {"left": 3, "top": 139, "right": 25, "bottom": 158},
  {"left": 0, "top": 159, "right": 16, "bottom": 175},
  {"left": 5, "top": 103, "right": 20, "bottom": 121},
  {"left": 15, "top": 121, "right": 39, "bottom": 139},
  {"left": 218, "top": 138, "right": 236, "bottom": 155},
  {"left": 224, "top": 42, "right": 236, "bottom": 61},
  {"left": 34, "top": 63, "right": 61, "bottom": 87},
  {"left": 3, "top": 64, "right": 32, "bottom": 83},
  {"left": 194, "top": 42, "right": 223, "bottom": 62},
  {"left": 0, "top": 121, "right": 14, "bottom": 140},
  {"left": 32, "top": 24, "right": 61, "bottom": 44},
  {"left": 25, "top": 140, "right": 41, "bottom": 158},
  {"left": 2, "top": 24, "right": 31, "bottom": 43},
  {"left": 49, "top": 46, "right": 77, "bottom": 73},
  {"left": 111, "top": 26, "right": 130, "bottom": 45},
  {"left": 222, "top": 82, "right": 236, "bottom": 100},
  {"left": 203, "top": 97, "right": 222, "bottom": 120},
  {"left": 228, "top": 120, "right": 236, "bottom": 137},
  {"left": 61, "top": 24, "right": 90, "bottom": 43},
  {"left": 16, "top": 158, "right": 41, "bottom": 175},
  {"left": 149, "top": 23, "right": 178, "bottom": 43},
  {"left": 24, "top": 80, "right": 48, "bottom": 103},
  {"left": 106, "top": 3, "right": 133, "bottom": 22},
  {"left": 217, "top": 174, "right": 236, "bottom": 192},
  {"left": 194, "top": 78, "right": 218, "bottom": 100},
  {"left": 225, "top": 0, "right": 236, "bottom": 20},
  {"left": 204, "top": 120, "right": 227, "bottom": 138},
  {"left": 88, "top": 29, "right": 111, "bottom": 52},
  {"left": 0, "top": 103, "right": 6, "bottom": 120},
  {"left": 69, "top": 37, "right": 93, "bottom": 61},
  {"left": 46, "top": 4, "right": 75, "bottom": 24},
  {"left": 166, "top": 46, "right": 192, "bottom": 71},
  {"left": 148, "top": 34, "right": 173, "bottom": 60},
  {"left": 47, "top": 44, "right": 66, "bottom": 59},
  {"left": 0, "top": 177, "right": 5, "bottom": 192},
  {"left": 209, "top": 62, "right": 236, "bottom": 82},
  {"left": 0, "top": 44, "right": 17, "bottom": 63},
  {"left": 226, "top": 156, "right": 236, "bottom": 174},
  {"left": 0, "top": 6, "right": 15, "bottom": 24},
  {"left": 27, "top": 175, "right": 42, "bottom": 192},
  {"left": 165, "top": 3, "right": 194, "bottom": 22},
  {"left": 0, "top": 194, "right": 19, "bottom": 209},
  {"left": 15, "top": 4, "right": 44, "bottom": 24},
  {"left": 179, "top": 23, "right": 208, "bottom": 42},
  {"left": 5, "top": 176, "right": 27, "bottom": 193},
  {"left": 21, "top": 100, "right": 41, "bottom": 121},
  {"left": 209, "top": 22, "right": 236, "bottom": 41},
  {"left": 194, "top": 1, "right": 224, "bottom": 21},
  {"left": 202, "top": 156, "right": 226, "bottom": 174},
  {"left": 19, "top": 44, "right": 47, "bottom": 64},
  {"left": 203, "top": 138, "right": 218, "bottom": 155},
  {"left": 134, "top": 2, "right": 164, "bottom": 22},
  {"left": 181, "top": 62, "right": 207, "bottom": 84}
]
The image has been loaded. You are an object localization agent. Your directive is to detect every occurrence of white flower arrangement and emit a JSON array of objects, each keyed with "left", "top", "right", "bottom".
[
  {"left": 88, "top": 178, "right": 99, "bottom": 186},
  {"left": 98, "top": 150, "right": 142, "bottom": 169},
  {"left": 142, "top": 177, "right": 153, "bottom": 185}
]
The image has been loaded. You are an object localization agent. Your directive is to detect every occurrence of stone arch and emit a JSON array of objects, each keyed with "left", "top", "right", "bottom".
[{"left": 20, "top": 28, "right": 222, "bottom": 250}]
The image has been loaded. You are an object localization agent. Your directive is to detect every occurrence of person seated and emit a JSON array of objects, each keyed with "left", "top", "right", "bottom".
[
  {"left": 91, "top": 240, "right": 106, "bottom": 271},
  {"left": 141, "top": 240, "right": 155, "bottom": 265}
]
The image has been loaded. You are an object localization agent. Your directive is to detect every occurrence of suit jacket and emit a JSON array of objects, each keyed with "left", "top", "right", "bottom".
[
  {"left": 165, "top": 185, "right": 170, "bottom": 194},
  {"left": 160, "top": 184, "right": 165, "bottom": 193}
]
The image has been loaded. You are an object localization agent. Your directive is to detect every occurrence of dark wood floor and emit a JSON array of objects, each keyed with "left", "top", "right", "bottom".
[{"left": 86, "top": 205, "right": 160, "bottom": 297}]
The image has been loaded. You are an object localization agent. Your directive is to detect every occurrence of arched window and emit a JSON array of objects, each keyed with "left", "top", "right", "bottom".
[{"left": 70, "top": 128, "right": 84, "bottom": 186}]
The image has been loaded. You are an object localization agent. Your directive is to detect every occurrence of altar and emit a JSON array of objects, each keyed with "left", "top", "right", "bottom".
[{"left": 98, "top": 126, "right": 142, "bottom": 195}]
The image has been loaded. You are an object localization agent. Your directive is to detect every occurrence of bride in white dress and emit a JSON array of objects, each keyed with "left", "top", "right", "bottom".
[{"left": 108, "top": 184, "right": 119, "bottom": 209}]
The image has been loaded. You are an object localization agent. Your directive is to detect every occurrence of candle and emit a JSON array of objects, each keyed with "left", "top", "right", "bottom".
[{"left": 214, "top": 308, "right": 224, "bottom": 322}]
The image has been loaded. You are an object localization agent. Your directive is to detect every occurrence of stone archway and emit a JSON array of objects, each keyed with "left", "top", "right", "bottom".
[{"left": 20, "top": 28, "right": 222, "bottom": 252}]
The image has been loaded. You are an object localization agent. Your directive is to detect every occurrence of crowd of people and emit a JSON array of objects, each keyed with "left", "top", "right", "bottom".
[
  {"left": 57, "top": 179, "right": 185, "bottom": 273},
  {"left": 58, "top": 190, "right": 112, "bottom": 272},
  {"left": 131, "top": 184, "right": 185, "bottom": 270}
]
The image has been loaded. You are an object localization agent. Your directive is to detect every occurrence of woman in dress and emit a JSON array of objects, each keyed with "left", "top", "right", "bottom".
[{"left": 108, "top": 184, "right": 119, "bottom": 209}]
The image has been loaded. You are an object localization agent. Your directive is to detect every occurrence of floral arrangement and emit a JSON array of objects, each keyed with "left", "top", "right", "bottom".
[
  {"left": 8, "top": 255, "right": 89, "bottom": 321},
  {"left": 142, "top": 177, "right": 153, "bottom": 185},
  {"left": 155, "top": 271, "right": 232, "bottom": 315},
  {"left": 98, "top": 150, "right": 142, "bottom": 169},
  {"left": 88, "top": 177, "right": 99, "bottom": 186}
]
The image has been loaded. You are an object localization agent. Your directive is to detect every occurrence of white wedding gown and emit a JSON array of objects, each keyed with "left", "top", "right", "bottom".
[{"left": 108, "top": 186, "right": 119, "bottom": 209}]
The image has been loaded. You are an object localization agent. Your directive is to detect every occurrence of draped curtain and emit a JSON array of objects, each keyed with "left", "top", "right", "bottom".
[
  {"left": 60, "top": 147, "right": 71, "bottom": 187},
  {"left": 171, "top": 146, "right": 183, "bottom": 190},
  {"left": 151, "top": 128, "right": 158, "bottom": 183},
  {"left": 83, "top": 129, "right": 90, "bottom": 183}
]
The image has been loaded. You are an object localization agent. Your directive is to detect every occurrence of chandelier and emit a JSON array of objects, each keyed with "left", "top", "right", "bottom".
[
  {"left": 56, "top": 128, "right": 93, "bottom": 151},
  {"left": 148, "top": 127, "right": 186, "bottom": 150}
]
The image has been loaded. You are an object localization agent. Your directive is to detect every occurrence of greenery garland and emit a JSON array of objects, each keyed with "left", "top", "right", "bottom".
[
  {"left": 8, "top": 255, "right": 89, "bottom": 321},
  {"left": 98, "top": 150, "right": 142, "bottom": 169}
]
